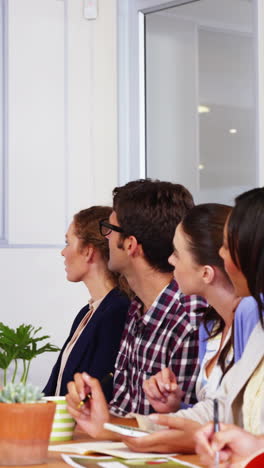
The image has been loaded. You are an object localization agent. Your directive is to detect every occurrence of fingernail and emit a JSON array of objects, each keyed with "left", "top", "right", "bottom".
[{"left": 165, "top": 384, "right": 170, "bottom": 391}]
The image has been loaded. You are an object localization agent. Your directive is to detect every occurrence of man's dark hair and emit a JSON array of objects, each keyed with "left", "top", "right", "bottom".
[{"left": 112, "top": 179, "right": 194, "bottom": 273}]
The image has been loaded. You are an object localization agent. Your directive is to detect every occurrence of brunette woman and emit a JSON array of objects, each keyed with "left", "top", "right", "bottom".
[{"left": 195, "top": 187, "right": 264, "bottom": 466}]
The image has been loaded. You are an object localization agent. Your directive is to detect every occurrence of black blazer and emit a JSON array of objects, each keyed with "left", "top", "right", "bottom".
[{"left": 43, "top": 288, "right": 130, "bottom": 401}]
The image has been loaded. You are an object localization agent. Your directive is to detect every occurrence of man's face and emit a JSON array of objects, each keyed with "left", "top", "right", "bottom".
[{"left": 106, "top": 211, "right": 127, "bottom": 274}]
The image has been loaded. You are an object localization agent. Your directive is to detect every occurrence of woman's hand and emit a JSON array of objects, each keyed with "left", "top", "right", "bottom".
[
  {"left": 121, "top": 414, "right": 201, "bottom": 453},
  {"left": 195, "top": 422, "right": 264, "bottom": 467},
  {"left": 143, "top": 368, "right": 184, "bottom": 413},
  {"left": 66, "top": 372, "right": 110, "bottom": 438}
]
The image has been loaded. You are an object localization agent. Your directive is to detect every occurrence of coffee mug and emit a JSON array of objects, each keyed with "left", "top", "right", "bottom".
[{"left": 42, "top": 396, "right": 75, "bottom": 442}]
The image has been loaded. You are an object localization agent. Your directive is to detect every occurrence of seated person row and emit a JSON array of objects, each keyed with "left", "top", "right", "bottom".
[
  {"left": 142, "top": 203, "right": 254, "bottom": 414},
  {"left": 194, "top": 187, "right": 264, "bottom": 467},
  {"left": 45, "top": 179, "right": 206, "bottom": 409},
  {"left": 121, "top": 187, "right": 264, "bottom": 457},
  {"left": 65, "top": 193, "right": 260, "bottom": 441}
]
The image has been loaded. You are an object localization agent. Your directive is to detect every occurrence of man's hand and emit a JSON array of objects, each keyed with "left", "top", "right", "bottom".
[
  {"left": 195, "top": 422, "right": 264, "bottom": 467},
  {"left": 121, "top": 414, "right": 201, "bottom": 453},
  {"left": 143, "top": 368, "right": 184, "bottom": 413},
  {"left": 66, "top": 372, "right": 110, "bottom": 438}
]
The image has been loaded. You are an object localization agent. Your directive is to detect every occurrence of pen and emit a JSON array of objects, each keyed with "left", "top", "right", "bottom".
[
  {"left": 213, "top": 398, "right": 220, "bottom": 468},
  {"left": 77, "top": 372, "right": 114, "bottom": 409}
]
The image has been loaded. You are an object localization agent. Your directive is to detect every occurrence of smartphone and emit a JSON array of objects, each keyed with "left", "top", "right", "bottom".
[{"left": 103, "top": 422, "right": 150, "bottom": 438}]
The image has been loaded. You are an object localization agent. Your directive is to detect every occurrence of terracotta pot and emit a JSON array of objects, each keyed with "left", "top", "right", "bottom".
[{"left": 0, "top": 401, "right": 56, "bottom": 465}]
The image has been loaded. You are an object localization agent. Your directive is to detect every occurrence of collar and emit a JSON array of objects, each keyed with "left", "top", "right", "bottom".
[{"left": 129, "top": 279, "right": 180, "bottom": 326}]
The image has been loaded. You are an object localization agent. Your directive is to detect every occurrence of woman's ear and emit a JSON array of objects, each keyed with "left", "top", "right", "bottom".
[
  {"left": 84, "top": 245, "right": 95, "bottom": 263},
  {"left": 202, "top": 265, "right": 215, "bottom": 284}
]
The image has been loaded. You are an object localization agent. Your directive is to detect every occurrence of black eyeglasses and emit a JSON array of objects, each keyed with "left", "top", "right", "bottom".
[{"left": 99, "top": 219, "right": 124, "bottom": 237}]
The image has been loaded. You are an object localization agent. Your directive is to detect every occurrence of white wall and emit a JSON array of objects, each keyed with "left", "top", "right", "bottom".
[{"left": 0, "top": 0, "right": 118, "bottom": 388}]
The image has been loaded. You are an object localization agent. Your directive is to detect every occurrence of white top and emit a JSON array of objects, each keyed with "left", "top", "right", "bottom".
[{"left": 195, "top": 327, "right": 233, "bottom": 401}]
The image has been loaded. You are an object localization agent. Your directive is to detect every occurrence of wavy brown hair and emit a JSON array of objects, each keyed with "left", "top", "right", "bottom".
[{"left": 73, "top": 206, "right": 132, "bottom": 297}]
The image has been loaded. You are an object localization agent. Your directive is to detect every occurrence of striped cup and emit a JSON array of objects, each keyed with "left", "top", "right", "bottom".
[{"left": 42, "top": 396, "right": 75, "bottom": 442}]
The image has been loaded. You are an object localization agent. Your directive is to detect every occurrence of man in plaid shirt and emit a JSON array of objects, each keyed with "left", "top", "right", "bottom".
[
  {"left": 66, "top": 179, "right": 207, "bottom": 436},
  {"left": 111, "top": 280, "right": 205, "bottom": 416}
]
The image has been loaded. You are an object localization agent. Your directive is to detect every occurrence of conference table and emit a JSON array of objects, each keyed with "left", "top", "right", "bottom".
[
  {"left": 0, "top": 430, "right": 205, "bottom": 468},
  {"left": 42, "top": 430, "right": 205, "bottom": 468}
]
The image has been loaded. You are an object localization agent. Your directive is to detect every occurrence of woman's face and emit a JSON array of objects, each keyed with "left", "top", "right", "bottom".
[
  {"left": 61, "top": 222, "right": 88, "bottom": 283},
  {"left": 219, "top": 220, "right": 250, "bottom": 297},
  {"left": 168, "top": 223, "right": 203, "bottom": 295}
]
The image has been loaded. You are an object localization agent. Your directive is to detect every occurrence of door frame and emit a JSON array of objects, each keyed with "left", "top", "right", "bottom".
[{"left": 117, "top": 0, "right": 264, "bottom": 187}]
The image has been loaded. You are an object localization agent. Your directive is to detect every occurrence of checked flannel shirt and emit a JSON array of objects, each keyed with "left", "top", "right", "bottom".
[{"left": 110, "top": 279, "right": 207, "bottom": 416}]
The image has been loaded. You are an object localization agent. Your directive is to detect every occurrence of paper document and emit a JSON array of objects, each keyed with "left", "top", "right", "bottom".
[
  {"left": 62, "top": 454, "right": 201, "bottom": 468},
  {"left": 49, "top": 441, "right": 177, "bottom": 459}
]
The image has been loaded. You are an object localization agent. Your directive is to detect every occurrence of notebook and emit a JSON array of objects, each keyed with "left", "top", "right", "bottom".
[{"left": 49, "top": 441, "right": 177, "bottom": 459}]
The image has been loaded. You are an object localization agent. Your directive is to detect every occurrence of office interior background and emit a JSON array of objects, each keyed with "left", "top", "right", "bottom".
[{"left": 0, "top": 0, "right": 263, "bottom": 387}]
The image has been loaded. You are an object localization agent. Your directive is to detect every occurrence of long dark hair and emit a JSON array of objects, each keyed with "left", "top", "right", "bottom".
[
  {"left": 227, "top": 187, "right": 264, "bottom": 327},
  {"left": 181, "top": 203, "right": 233, "bottom": 375}
]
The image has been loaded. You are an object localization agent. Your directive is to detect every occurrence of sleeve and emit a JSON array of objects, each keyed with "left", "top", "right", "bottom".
[
  {"left": 168, "top": 324, "right": 200, "bottom": 406},
  {"left": 176, "top": 313, "right": 264, "bottom": 426},
  {"left": 175, "top": 372, "right": 230, "bottom": 424},
  {"left": 85, "top": 301, "right": 128, "bottom": 402},
  {"left": 175, "top": 327, "right": 260, "bottom": 425},
  {"left": 234, "top": 296, "right": 260, "bottom": 362},
  {"left": 169, "top": 295, "right": 206, "bottom": 406}
]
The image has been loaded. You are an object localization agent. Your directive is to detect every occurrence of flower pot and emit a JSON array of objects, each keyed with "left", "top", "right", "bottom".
[{"left": 0, "top": 401, "right": 56, "bottom": 465}]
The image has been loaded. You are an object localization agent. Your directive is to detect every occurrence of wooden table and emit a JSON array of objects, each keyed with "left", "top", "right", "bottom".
[
  {"left": 0, "top": 431, "right": 205, "bottom": 468},
  {"left": 44, "top": 432, "right": 204, "bottom": 468}
]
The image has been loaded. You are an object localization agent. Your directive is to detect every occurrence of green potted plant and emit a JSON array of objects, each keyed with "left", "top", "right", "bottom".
[{"left": 0, "top": 322, "right": 60, "bottom": 466}]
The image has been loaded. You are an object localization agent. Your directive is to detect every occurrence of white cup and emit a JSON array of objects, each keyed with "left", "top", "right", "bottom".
[{"left": 42, "top": 396, "right": 75, "bottom": 442}]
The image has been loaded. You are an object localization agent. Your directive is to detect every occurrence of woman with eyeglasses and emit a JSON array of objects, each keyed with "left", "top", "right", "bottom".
[{"left": 43, "top": 206, "right": 130, "bottom": 401}]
